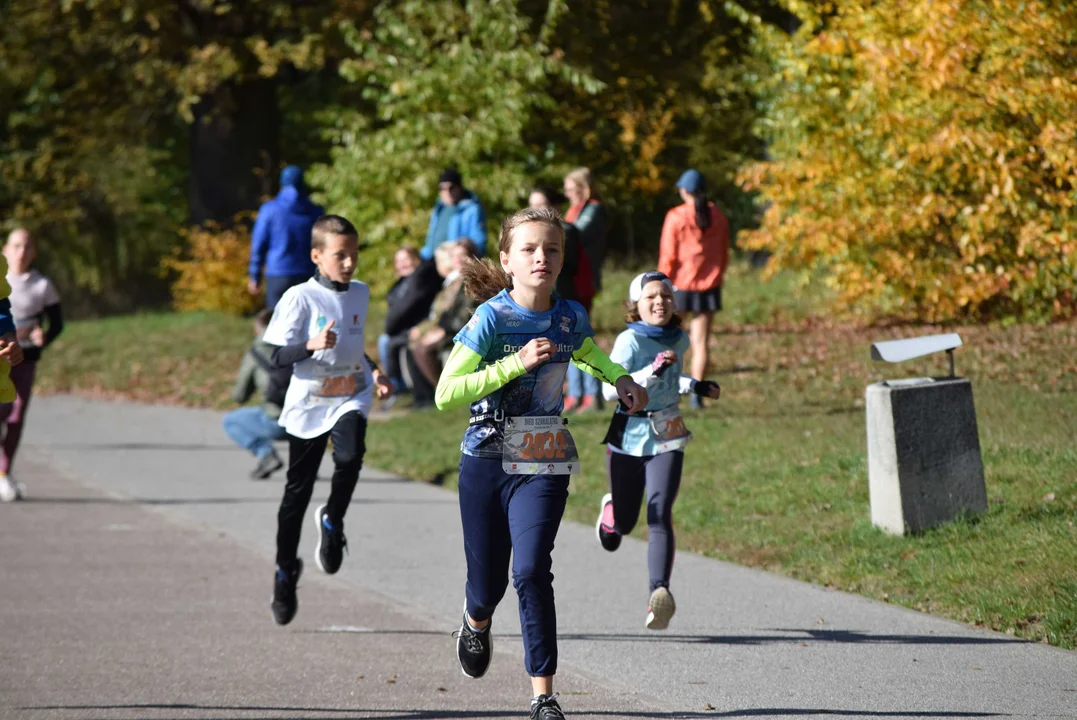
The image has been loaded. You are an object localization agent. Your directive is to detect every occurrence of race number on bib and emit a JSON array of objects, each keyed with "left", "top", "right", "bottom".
[
  {"left": 502, "top": 416, "right": 580, "bottom": 475},
  {"left": 307, "top": 365, "right": 367, "bottom": 403},
  {"left": 649, "top": 407, "right": 692, "bottom": 453}
]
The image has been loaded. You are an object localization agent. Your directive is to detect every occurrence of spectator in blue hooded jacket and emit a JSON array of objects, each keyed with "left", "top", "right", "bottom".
[
  {"left": 247, "top": 165, "right": 325, "bottom": 309},
  {"left": 421, "top": 168, "right": 487, "bottom": 260}
]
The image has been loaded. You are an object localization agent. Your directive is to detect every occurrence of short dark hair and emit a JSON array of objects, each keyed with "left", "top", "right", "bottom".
[
  {"left": 254, "top": 307, "right": 274, "bottom": 332},
  {"left": 312, "top": 215, "right": 359, "bottom": 250},
  {"left": 439, "top": 168, "right": 463, "bottom": 187}
]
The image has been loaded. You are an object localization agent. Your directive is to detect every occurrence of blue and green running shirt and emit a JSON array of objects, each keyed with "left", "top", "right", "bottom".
[{"left": 436, "top": 289, "right": 628, "bottom": 459}]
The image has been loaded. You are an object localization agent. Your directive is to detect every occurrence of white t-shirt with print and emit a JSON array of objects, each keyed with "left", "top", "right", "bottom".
[{"left": 262, "top": 278, "right": 374, "bottom": 439}]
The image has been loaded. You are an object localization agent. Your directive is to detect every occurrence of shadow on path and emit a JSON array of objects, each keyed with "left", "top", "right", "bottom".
[
  {"left": 299, "top": 627, "right": 1020, "bottom": 647},
  {"left": 17, "top": 703, "right": 1009, "bottom": 719}
]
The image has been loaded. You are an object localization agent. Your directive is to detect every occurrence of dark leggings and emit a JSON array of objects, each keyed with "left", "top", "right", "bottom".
[
  {"left": 458, "top": 454, "right": 569, "bottom": 677},
  {"left": 606, "top": 449, "right": 684, "bottom": 593},
  {"left": 0, "top": 360, "right": 36, "bottom": 474},
  {"left": 276, "top": 410, "right": 367, "bottom": 567}
]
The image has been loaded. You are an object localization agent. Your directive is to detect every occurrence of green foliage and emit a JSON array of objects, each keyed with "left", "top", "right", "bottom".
[
  {"left": 0, "top": 0, "right": 367, "bottom": 311},
  {"left": 309, "top": 0, "right": 601, "bottom": 292}
]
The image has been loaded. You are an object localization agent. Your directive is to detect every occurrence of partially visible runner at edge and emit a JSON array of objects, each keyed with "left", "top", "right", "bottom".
[{"left": 0, "top": 228, "right": 56, "bottom": 502}]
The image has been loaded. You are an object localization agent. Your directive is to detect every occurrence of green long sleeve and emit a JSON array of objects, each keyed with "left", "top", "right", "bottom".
[
  {"left": 571, "top": 337, "right": 629, "bottom": 385},
  {"left": 435, "top": 343, "right": 528, "bottom": 411}
]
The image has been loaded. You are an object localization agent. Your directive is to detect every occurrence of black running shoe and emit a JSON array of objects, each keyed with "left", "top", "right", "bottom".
[
  {"left": 453, "top": 610, "right": 492, "bottom": 679},
  {"left": 530, "top": 694, "right": 567, "bottom": 719},
  {"left": 271, "top": 558, "right": 303, "bottom": 626},
  {"left": 250, "top": 450, "right": 284, "bottom": 480},
  {"left": 595, "top": 493, "right": 621, "bottom": 552},
  {"left": 314, "top": 504, "right": 348, "bottom": 574}
]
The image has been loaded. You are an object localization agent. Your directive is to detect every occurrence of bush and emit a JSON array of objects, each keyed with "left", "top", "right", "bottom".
[{"left": 165, "top": 217, "right": 262, "bottom": 315}]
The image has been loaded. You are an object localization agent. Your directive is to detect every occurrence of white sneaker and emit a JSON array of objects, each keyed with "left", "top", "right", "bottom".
[
  {"left": 0, "top": 474, "right": 18, "bottom": 502},
  {"left": 646, "top": 587, "right": 676, "bottom": 630}
]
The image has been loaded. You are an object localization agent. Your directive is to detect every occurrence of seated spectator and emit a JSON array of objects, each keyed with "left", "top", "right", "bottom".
[
  {"left": 379, "top": 246, "right": 422, "bottom": 399},
  {"left": 409, "top": 240, "right": 478, "bottom": 406},
  {"left": 222, "top": 309, "right": 291, "bottom": 479}
]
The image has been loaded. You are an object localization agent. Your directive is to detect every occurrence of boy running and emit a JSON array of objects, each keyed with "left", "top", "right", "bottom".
[{"left": 262, "top": 215, "right": 391, "bottom": 625}]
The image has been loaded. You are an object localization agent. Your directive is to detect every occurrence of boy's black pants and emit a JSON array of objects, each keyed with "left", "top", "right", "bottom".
[{"left": 276, "top": 410, "right": 367, "bottom": 568}]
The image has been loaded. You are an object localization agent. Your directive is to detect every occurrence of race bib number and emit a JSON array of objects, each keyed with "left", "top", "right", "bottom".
[
  {"left": 502, "top": 416, "right": 580, "bottom": 475},
  {"left": 649, "top": 407, "right": 692, "bottom": 453},
  {"left": 307, "top": 366, "right": 367, "bottom": 403}
]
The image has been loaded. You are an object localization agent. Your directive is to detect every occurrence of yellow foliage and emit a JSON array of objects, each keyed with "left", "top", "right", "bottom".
[
  {"left": 740, "top": 0, "right": 1077, "bottom": 321},
  {"left": 165, "top": 217, "right": 262, "bottom": 315}
]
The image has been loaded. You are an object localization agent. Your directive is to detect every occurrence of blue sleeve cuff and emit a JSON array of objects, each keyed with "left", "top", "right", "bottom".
[{"left": 0, "top": 298, "right": 14, "bottom": 336}]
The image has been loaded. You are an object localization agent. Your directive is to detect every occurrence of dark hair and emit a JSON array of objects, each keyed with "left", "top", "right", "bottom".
[
  {"left": 532, "top": 186, "right": 567, "bottom": 207},
  {"left": 312, "top": 215, "right": 359, "bottom": 249},
  {"left": 439, "top": 168, "right": 463, "bottom": 186},
  {"left": 462, "top": 207, "right": 565, "bottom": 303},
  {"left": 690, "top": 179, "right": 712, "bottom": 231},
  {"left": 254, "top": 307, "right": 274, "bottom": 332}
]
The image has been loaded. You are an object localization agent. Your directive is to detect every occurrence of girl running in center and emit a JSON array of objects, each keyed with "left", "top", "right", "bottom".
[
  {"left": 595, "top": 271, "right": 722, "bottom": 631},
  {"left": 435, "top": 207, "right": 648, "bottom": 720}
]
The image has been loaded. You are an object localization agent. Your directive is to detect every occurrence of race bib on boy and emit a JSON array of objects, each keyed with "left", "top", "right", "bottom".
[
  {"left": 649, "top": 407, "right": 692, "bottom": 453},
  {"left": 502, "top": 415, "right": 580, "bottom": 475},
  {"left": 306, "top": 364, "right": 368, "bottom": 404}
]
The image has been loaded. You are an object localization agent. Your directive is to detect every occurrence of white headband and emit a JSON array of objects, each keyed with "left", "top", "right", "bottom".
[{"left": 628, "top": 271, "right": 674, "bottom": 302}]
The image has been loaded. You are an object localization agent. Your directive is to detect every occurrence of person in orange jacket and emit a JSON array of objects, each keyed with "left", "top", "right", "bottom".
[{"left": 657, "top": 169, "right": 730, "bottom": 408}]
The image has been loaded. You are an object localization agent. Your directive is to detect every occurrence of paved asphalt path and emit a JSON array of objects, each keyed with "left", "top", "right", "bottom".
[{"left": 1, "top": 396, "right": 1074, "bottom": 720}]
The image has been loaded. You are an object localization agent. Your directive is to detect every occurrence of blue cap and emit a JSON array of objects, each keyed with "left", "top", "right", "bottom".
[
  {"left": 280, "top": 165, "right": 304, "bottom": 189},
  {"left": 675, "top": 169, "right": 705, "bottom": 193}
]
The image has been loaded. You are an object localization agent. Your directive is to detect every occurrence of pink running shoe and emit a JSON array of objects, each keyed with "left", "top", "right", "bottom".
[{"left": 595, "top": 493, "right": 621, "bottom": 552}]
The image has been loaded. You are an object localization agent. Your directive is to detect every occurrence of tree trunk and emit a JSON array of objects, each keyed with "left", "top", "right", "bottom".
[{"left": 189, "top": 79, "right": 279, "bottom": 225}]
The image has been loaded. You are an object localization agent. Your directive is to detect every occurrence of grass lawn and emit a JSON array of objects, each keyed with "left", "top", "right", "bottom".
[{"left": 35, "top": 263, "right": 1077, "bottom": 649}]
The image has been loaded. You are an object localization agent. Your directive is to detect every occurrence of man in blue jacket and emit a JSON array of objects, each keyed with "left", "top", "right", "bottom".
[
  {"left": 247, "top": 165, "right": 324, "bottom": 309},
  {"left": 421, "top": 168, "right": 487, "bottom": 260}
]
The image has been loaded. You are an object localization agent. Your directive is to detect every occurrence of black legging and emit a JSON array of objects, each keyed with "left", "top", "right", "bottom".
[
  {"left": 606, "top": 449, "right": 684, "bottom": 593},
  {"left": 276, "top": 411, "right": 367, "bottom": 567}
]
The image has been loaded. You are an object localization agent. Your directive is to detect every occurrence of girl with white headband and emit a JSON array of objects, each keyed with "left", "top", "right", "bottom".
[{"left": 596, "top": 270, "right": 722, "bottom": 630}]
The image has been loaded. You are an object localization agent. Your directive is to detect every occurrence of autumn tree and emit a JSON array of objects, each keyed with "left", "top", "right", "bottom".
[{"left": 740, "top": 0, "right": 1077, "bottom": 321}]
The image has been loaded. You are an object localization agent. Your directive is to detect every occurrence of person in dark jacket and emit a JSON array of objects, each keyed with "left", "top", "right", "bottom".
[
  {"left": 248, "top": 165, "right": 325, "bottom": 309},
  {"left": 528, "top": 187, "right": 583, "bottom": 304},
  {"left": 562, "top": 167, "right": 608, "bottom": 413},
  {"left": 222, "top": 309, "right": 291, "bottom": 479},
  {"left": 378, "top": 246, "right": 422, "bottom": 396}
]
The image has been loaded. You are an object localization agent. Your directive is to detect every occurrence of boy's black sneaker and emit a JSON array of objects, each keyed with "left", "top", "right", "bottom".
[
  {"left": 250, "top": 450, "right": 284, "bottom": 480},
  {"left": 314, "top": 504, "right": 348, "bottom": 574},
  {"left": 271, "top": 558, "right": 303, "bottom": 626},
  {"left": 453, "top": 610, "right": 492, "bottom": 679},
  {"left": 530, "top": 694, "right": 566, "bottom": 720}
]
